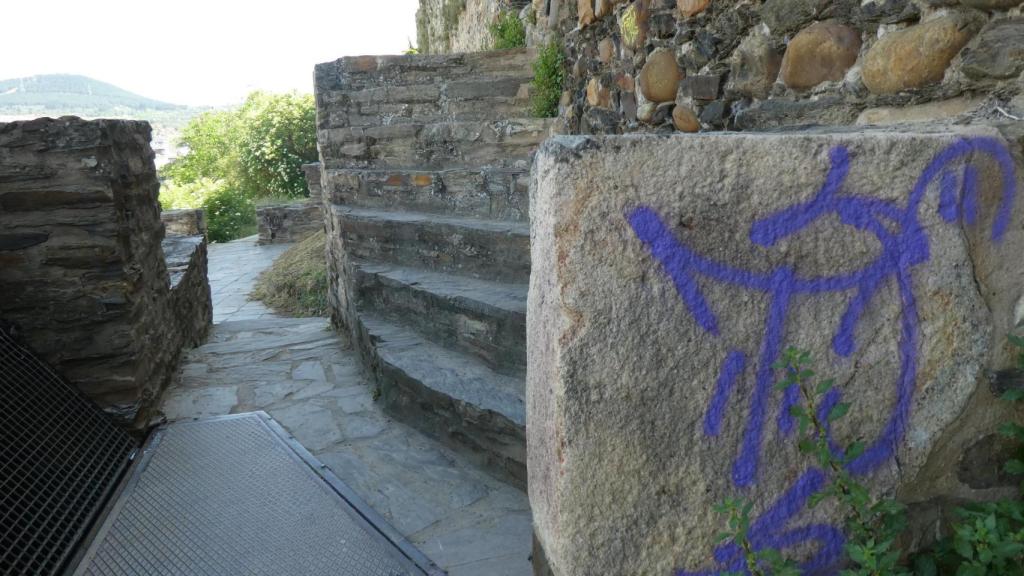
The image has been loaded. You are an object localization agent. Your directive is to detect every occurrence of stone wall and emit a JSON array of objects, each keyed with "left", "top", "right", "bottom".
[
  {"left": 527, "top": 127, "right": 1024, "bottom": 574},
  {"left": 161, "top": 208, "right": 207, "bottom": 238},
  {"left": 256, "top": 163, "right": 325, "bottom": 244},
  {"left": 0, "top": 117, "right": 211, "bottom": 427},
  {"left": 417, "top": 0, "right": 533, "bottom": 53},
  {"left": 546, "top": 0, "right": 1023, "bottom": 134},
  {"left": 256, "top": 201, "right": 322, "bottom": 244}
]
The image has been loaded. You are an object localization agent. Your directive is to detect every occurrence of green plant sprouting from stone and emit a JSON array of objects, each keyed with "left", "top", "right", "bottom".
[
  {"left": 717, "top": 341, "right": 1024, "bottom": 574},
  {"left": 911, "top": 335, "right": 1024, "bottom": 575},
  {"left": 773, "top": 347, "right": 910, "bottom": 576},
  {"left": 716, "top": 498, "right": 800, "bottom": 576},
  {"left": 489, "top": 10, "right": 526, "bottom": 50},
  {"left": 530, "top": 40, "right": 564, "bottom": 118}
]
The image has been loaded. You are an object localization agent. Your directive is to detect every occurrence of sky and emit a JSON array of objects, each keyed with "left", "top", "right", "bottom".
[{"left": 0, "top": 0, "right": 420, "bottom": 106}]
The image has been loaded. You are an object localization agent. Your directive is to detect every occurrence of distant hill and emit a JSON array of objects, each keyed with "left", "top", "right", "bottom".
[{"left": 0, "top": 74, "right": 183, "bottom": 115}]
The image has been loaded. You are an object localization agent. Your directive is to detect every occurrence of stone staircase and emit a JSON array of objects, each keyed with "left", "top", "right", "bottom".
[{"left": 315, "top": 48, "right": 553, "bottom": 488}]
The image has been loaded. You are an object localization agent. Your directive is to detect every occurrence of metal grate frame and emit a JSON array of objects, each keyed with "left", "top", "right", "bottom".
[{"left": 0, "top": 325, "right": 137, "bottom": 576}]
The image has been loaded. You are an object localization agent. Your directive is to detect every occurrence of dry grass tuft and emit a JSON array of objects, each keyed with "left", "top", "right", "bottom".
[{"left": 251, "top": 230, "right": 328, "bottom": 317}]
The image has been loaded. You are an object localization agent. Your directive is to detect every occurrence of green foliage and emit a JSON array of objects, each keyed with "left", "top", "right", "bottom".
[
  {"left": 715, "top": 498, "right": 800, "bottom": 576},
  {"left": 716, "top": 340, "right": 1024, "bottom": 574},
  {"left": 404, "top": 40, "right": 419, "bottom": 55},
  {"left": 235, "top": 92, "right": 318, "bottom": 200},
  {"left": 160, "top": 91, "right": 316, "bottom": 241},
  {"left": 913, "top": 335, "right": 1024, "bottom": 575},
  {"left": 773, "top": 348, "right": 910, "bottom": 576},
  {"left": 251, "top": 230, "right": 328, "bottom": 317},
  {"left": 158, "top": 179, "right": 255, "bottom": 243},
  {"left": 161, "top": 110, "right": 240, "bottom": 184},
  {"left": 530, "top": 40, "right": 565, "bottom": 118},
  {"left": 489, "top": 11, "right": 526, "bottom": 50}
]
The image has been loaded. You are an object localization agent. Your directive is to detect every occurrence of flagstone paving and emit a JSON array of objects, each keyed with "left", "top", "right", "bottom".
[{"left": 160, "top": 236, "right": 532, "bottom": 575}]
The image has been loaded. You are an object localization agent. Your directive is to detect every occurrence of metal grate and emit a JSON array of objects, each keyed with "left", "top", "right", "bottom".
[
  {"left": 74, "top": 413, "right": 434, "bottom": 576},
  {"left": 0, "top": 325, "right": 136, "bottom": 576}
]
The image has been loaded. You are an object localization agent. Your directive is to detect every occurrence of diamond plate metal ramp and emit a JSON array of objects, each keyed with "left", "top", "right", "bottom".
[{"left": 72, "top": 412, "right": 443, "bottom": 576}]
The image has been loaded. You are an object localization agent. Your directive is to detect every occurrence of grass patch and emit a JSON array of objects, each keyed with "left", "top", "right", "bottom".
[{"left": 251, "top": 230, "right": 329, "bottom": 317}]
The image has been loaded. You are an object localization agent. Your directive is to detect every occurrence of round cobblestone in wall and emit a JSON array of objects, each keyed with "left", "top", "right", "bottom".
[
  {"left": 638, "top": 48, "right": 682, "bottom": 103},
  {"left": 780, "top": 21, "right": 861, "bottom": 91},
  {"left": 861, "top": 13, "right": 980, "bottom": 94}
]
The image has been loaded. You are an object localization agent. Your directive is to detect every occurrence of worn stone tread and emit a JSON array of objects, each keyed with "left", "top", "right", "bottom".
[
  {"left": 338, "top": 206, "right": 530, "bottom": 236},
  {"left": 355, "top": 261, "right": 527, "bottom": 316},
  {"left": 361, "top": 313, "right": 525, "bottom": 428}
]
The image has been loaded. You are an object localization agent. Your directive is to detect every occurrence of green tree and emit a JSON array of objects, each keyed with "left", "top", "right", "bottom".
[
  {"left": 235, "top": 91, "right": 318, "bottom": 200},
  {"left": 159, "top": 91, "right": 317, "bottom": 241}
]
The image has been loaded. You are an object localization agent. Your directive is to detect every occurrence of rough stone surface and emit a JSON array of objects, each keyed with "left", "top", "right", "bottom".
[
  {"left": 856, "top": 96, "right": 983, "bottom": 125},
  {"left": 862, "top": 14, "right": 980, "bottom": 94},
  {"left": 0, "top": 117, "right": 211, "bottom": 426},
  {"left": 528, "top": 130, "right": 1024, "bottom": 575},
  {"left": 257, "top": 201, "right": 322, "bottom": 244},
  {"left": 727, "top": 34, "right": 783, "bottom": 99},
  {"left": 780, "top": 21, "right": 862, "bottom": 90},
  {"left": 961, "top": 17, "right": 1024, "bottom": 81},
  {"left": 558, "top": 0, "right": 1018, "bottom": 134},
  {"left": 958, "top": 0, "right": 1023, "bottom": 8},
  {"left": 638, "top": 48, "right": 682, "bottom": 103},
  {"left": 672, "top": 105, "right": 701, "bottom": 132},
  {"left": 678, "top": 0, "right": 711, "bottom": 18},
  {"left": 161, "top": 208, "right": 207, "bottom": 238},
  {"left": 302, "top": 162, "right": 324, "bottom": 204}
]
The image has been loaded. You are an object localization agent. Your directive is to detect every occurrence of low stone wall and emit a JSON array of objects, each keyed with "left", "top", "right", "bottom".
[
  {"left": 528, "top": 128, "right": 1024, "bottom": 574},
  {"left": 0, "top": 117, "right": 211, "bottom": 426},
  {"left": 161, "top": 208, "right": 207, "bottom": 238},
  {"left": 257, "top": 201, "right": 322, "bottom": 244},
  {"left": 549, "top": 0, "right": 1023, "bottom": 134},
  {"left": 163, "top": 235, "right": 213, "bottom": 350}
]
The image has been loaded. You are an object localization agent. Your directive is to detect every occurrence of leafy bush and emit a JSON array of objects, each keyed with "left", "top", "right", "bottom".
[
  {"left": 160, "top": 91, "right": 317, "bottom": 241},
  {"left": 158, "top": 179, "right": 255, "bottom": 243},
  {"left": 250, "top": 230, "right": 328, "bottom": 317},
  {"left": 235, "top": 92, "right": 318, "bottom": 200},
  {"left": 531, "top": 40, "right": 564, "bottom": 118},
  {"left": 490, "top": 11, "right": 526, "bottom": 50}
]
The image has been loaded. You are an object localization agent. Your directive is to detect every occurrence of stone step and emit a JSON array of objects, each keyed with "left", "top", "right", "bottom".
[
  {"left": 353, "top": 262, "right": 527, "bottom": 375},
  {"left": 355, "top": 312, "right": 526, "bottom": 488},
  {"left": 316, "top": 48, "right": 536, "bottom": 94},
  {"left": 318, "top": 118, "right": 555, "bottom": 171},
  {"left": 320, "top": 76, "right": 534, "bottom": 129},
  {"left": 324, "top": 167, "right": 529, "bottom": 222},
  {"left": 331, "top": 207, "right": 530, "bottom": 282}
]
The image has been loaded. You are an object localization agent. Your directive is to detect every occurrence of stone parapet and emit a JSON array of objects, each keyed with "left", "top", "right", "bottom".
[
  {"left": 0, "top": 117, "right": 211, "bottom": 426},
  {"left": 256, "top": 201, "right": 322, "bottom": 244},
  {"left": 161, "top": 207, "right": 207, "bottom": 238}
]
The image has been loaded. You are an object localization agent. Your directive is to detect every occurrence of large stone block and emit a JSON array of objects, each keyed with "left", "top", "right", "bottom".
[{"left": 528, "top": 129, "right": 1024, "bottom": 575}]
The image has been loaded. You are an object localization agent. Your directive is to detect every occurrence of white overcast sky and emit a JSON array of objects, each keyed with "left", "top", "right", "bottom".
[{"left": 0, "top": 0, "right": 420, "bottom": 106}]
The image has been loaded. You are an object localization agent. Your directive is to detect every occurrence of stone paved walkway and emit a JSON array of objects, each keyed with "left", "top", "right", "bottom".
[
  {"left": 160, "top": 236, "right": 533, "bottom": 576},
  {"left": 207, "top": 236, "right": 290, "bottom": 323}
]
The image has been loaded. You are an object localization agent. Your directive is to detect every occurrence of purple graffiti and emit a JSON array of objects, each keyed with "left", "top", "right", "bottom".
[{"left": 625, "top": 137, "right": 1017, "bottom": 575}]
